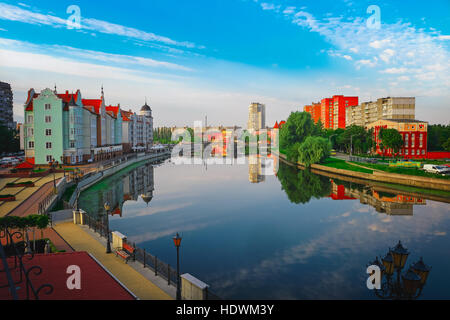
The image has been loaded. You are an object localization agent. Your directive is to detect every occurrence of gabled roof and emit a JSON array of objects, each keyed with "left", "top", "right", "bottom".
[
  {"left": 15, "top": 161, "right": 34, "bottom": 169},
  {"left": 82, "top": 99, "right": 102, "bottom": 114},
  {"left": 25, "top": 89, "right": 39, "bottom": 111},
  {"left": 120, "top": 109, "right": 133, "bottom": 122},
  {"left": 106, "top": 105, "right": 120, "bottom": 118},
  {"left": 274, "top": 121, "right": 279, "bottom": 129}
]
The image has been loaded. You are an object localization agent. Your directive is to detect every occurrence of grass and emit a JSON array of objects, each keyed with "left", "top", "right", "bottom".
[
  {"left": 349, "top": 161, "right": 450, "bottom": 180},
  {"left": 321, "top": 158, "right": 373, "bottom": 174}
]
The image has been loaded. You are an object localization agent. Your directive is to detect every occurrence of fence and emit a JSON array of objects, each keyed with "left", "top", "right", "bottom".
[
  {"left": 79, "top": 211, "right": 221, "bottom": 299},
  {"left": 349, "top": 156, "right": 379, "bottom": 164}
]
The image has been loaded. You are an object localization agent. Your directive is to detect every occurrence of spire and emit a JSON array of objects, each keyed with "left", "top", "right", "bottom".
[
  {"left": 101, "top": 85, "right": 104, "bottom": 99},
  {"left": 54, "top": 84, "right": 57, "bottom": 94}
]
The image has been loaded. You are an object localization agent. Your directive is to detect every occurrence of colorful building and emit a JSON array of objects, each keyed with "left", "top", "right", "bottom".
[
  {"left": 366, "top": 119, "right": 428, "bottom": 159},
  {"left": 332, "top": 95, "right": 359, "bottom": 129},
  {"left": 22, "top": 87, "right": 153, "bottom": 165},
  {"left": 320, "top": 97, "right": 334, "bottom": 129}
]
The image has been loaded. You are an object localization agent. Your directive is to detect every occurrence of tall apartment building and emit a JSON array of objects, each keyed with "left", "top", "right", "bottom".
[
  {"left": 247, "top": 102, "right": 265, "bottom": 131},
  {"left": 22, "top": 87, "right": 153, "bottom": 165},
  {"left": 0, "top": 81, "right": 14, "bottom": 130},
  {"left": 303, "top": 103, "right": 321, "bottom": 124},
  {"left": 304, "top": 95, "right": 359, "bottom": 129},
  {"left": 346, "top": 97, "right": 415, "bottom": 128},
  {"left": 320, "top": 97, "right": 334, "bottom": 129},
  {"left": 332, "top": 95, "right": 359, "bottom": 129}
]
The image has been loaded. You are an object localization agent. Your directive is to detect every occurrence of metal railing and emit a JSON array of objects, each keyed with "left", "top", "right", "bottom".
[
  {"left": 0, "top": 228, "right": 54, "bottom": 300},
  {"left": 79, "top": 211, "right": 221, "bottom": 299}
]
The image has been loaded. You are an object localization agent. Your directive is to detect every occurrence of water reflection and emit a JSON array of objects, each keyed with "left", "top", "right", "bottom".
[
  {"left": 276, "top": 163, "right": 331, "bottom": 204},
  {"left": 80, "top": 163, "right": 155, "bottom": 217},
  {"left": 78, "top": 155, "right": 450, "bottom": 299}
]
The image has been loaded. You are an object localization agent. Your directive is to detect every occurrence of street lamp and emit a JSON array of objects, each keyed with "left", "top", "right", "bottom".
[
  {"left": 172, "top": 232, "right": 182, "bottom": 300},
  {"left": 370, "top": 241, "right": 431, "bottom": 300},
  {"left": 103, "top": 201, "right": 112, "bottom": 254}
]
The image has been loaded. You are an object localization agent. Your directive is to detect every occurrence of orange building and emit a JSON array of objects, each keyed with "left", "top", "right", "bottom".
[
  {"left": 303, "top": 103, "right": 321, "bottom": 124},
  {"left": 332, "top": 95, "right": 359, "bottom": 129},
  {"left": 320, "top": 98, "right": 334, "bottom": 129}
]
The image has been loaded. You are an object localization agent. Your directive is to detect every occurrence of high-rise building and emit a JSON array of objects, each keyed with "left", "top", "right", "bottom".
[
  {"left": 0, "top": 81, "right": 14, "bottom": 130},
  {"left": 332, "top": 95, "right": 359, "bottom": 129},
  {"left": 247, "top": 102, "right": 265, "bottom": 131},
  {"left": 346, "top": 97, "right": 415, "bottom": 128},
  {"left": 320, "top": 97, "right": 334, "bottom": 129}
]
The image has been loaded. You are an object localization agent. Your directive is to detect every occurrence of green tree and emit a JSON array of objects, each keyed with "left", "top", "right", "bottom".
[
  {"left": 379, "top": 128, "right": 404, "bottom": 157},
  {"left": 279, "top": 112, "right": 316, "bottom": 151},
  {"left": 0, "top": 125, "right": 20, "bottom": 155},
  {"left": 297, "top": 136, "right": 331, "bottom": 167},
  {"left": 442, "top": 137, "right": 450, "bottom": 151}
]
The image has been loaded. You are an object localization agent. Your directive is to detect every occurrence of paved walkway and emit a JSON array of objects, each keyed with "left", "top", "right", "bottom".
[
  {"left": 53, "top": 222, "right": 174, "bottom": 300},
  {"left": 0, "top": 173, "right": 65, "bottom": 217}
]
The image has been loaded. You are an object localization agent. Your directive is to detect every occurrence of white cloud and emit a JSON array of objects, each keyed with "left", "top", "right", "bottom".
[
  {"left": 382, "top": 67, "right": 407, "bottom": 74},
  {"left": 437, "top": 35, "right": 450, "bottom": 40},
  {"left": 0, "top": 3, "right": 200, "bottom": 49}
]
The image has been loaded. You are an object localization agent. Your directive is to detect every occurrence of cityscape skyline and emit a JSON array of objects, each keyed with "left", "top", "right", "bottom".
[{"left": 0, "top": 0, "right": 449, "bottom": 127}]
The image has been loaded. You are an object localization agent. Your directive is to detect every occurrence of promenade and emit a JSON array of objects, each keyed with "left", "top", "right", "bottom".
[{"left": 54, "top": 221, "right": 174, "bottom": 300}]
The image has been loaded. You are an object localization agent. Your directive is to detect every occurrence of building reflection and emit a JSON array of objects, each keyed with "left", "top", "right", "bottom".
[
  {"left": 95, "top": 163, "right": 155, "bottom": 217},
  {"left": 329, "top": 180, "right": 426, "bottom": 215},
  {"left": 248, "top": 155, "right": 265, "bottom": 183}
]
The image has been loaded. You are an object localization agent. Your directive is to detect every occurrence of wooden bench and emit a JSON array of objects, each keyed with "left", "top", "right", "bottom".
[{"left": 115, "top": 242, "right": 135, "bottom": 263}]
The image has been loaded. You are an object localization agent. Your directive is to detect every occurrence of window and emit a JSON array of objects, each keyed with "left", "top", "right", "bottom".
[
  {"left": 45, "top": 104, "right": 51, "bottom": 110},
  {"left": 405, "top": 149, "right": 409, "bottom": 155},
  {"left": 28, "top": 141, "right": 34, "bottom": 149},
  {"left": 411, "top": 149, "right": 415, "bottom": 155},
  {"left": 46, "top": 155, "right": 53, "bottom": 162},
  {"left": 45, "top": 129, "right": 52, "bottom": 136},
  {"left": 419, "top": 134, "right": 423, "bottom": 147},
  {"left": 70, "top": 142, "right": 75, "bottom": 148},
  {"left": 27, "top": 115, "right": 33, "bottom": 123},
  {"left": 27, "top": 128, "right": 34, "bottom": 136},
  {"left": 46, "top": 142, "right": 52, "bottom": 149},
  {"left": 45, "top": 116, "right": 51, "bottom": 123},
  {"left": 422, "top": 150, "right": 425, "bottom": 155},
  {"left": 411, "top": 134, "right": 415, "bottom": 147},
  {"left": 404, "top": 134, "right": 409, "bottom": 147}
]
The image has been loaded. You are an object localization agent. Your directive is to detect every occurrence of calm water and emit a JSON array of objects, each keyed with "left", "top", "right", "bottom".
[{"left": 79, "top": 156, "right": 450, "bottom": 299}]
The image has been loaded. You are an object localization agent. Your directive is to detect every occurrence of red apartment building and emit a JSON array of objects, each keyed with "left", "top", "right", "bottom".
[{"left": 332, "top": 95, "right": 359, "bottom": 129}]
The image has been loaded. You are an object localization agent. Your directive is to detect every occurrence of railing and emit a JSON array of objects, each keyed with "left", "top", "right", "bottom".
[{"left": 0, "top": 228, "right": 54, "bottom": 300}]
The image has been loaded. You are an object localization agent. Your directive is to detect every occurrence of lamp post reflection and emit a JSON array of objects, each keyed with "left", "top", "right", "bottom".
[{"left": 369, "top": 241, "right": 431, "bottom": 300}]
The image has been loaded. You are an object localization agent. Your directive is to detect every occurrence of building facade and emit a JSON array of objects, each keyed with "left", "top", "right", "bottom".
[
  {"left": 0, "top": 81, "right": 14, "bottom": 130},
  {"left": 121, "top": 102, "right": 153, "bottom": 153},
  {"left": 22, "top": 87, "right": 145, "bottom": 165},
  {"left": 346, "top": 97, "right": 415, "bottom": 128},
  {"left": 332, "top": 95, "right": 359, "bottom": 129},
  {"left": 366, "top": 119, "right": 427, "bottom": 159},
  {"left": 247, "top": 102, "right": 265, "bottom": 132}
]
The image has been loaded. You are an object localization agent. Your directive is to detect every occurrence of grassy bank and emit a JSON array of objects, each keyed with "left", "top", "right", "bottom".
[
  {"left": 349, "top": 161, "right": 450, "bottom": 180},
  {"left": 321, "top": 158, "right": 373, "bottom": 174}
]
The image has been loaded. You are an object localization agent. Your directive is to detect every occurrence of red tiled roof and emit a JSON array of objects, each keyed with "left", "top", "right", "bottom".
[
  {"left": 121, "top": 110, "right": 132, "bottom": 122},
  {"left": 0, "top": 252, "right": 136, "bottom": 300},
  {"left": 15, "top": 161, "right": 34, "bottom": 169},
  {"left": 25, "top": 89, "right": 39, "bottom": 111},
  {"left": 82, "top": 99, "right": 102, "bottom": 114},
  {"left": 274, "top": 121, "right": 279, "bottom": 129},
  {"left": 105, "top": 105, "right": 119, "bottom": 117}
]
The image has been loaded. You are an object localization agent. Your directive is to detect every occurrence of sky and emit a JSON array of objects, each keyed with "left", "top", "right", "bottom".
[{"left": 0, "top": 0, "right": 449, "bottom": 127}]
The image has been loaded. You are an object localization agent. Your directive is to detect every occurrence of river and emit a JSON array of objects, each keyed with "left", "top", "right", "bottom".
[{"left": 79, "top": 155, "right": 450, "bottom": 299}]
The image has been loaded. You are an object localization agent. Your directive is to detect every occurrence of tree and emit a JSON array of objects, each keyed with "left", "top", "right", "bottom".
[
  {"left": 428, "top": 124, "right": 450, "bottom": 151},
  {"left": 279, "top": 112, "right": 316, "bottom": 152},
  {"left": 297, "top": 136, "right": 331, "bottom": 167},
  {"left": 443, "top": 137, "right": 450, "bottom": 152},
  {"left": 379, "top": 128, "right": 404, "bottom": 157},
  {"left": 0, "top": 125, "right": 20, "bottom": 155}
]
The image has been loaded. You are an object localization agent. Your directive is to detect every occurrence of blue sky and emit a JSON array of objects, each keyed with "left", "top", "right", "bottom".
[{"left": 0, "top": 0, "right": 449, "bottom": 126}]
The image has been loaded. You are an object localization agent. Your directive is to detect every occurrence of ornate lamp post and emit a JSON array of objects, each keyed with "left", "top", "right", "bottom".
[
  {"left": 103, "top": 202, "right": 112, "bottom": 254},
  {"left": 173, "top": 233, "right": 182, "bottom": 300},
  {"left": 370, "top": 241, "right": 431, "bottom": 300}
]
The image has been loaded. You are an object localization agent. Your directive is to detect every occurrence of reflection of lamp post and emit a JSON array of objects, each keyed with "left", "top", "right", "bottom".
[
  {"left": 172, "top": 233, "right": 182, "bottom": 300},
  {"left": 103, "top": 202, "right": 111, "bottom": 254},
  {"left": 370, "top": 241, "right": 431, "bottom": 300}
]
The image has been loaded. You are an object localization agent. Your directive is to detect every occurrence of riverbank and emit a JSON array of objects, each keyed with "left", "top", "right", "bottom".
[{"left": 277, "top": 153, "right": 450, "bottom": 200}]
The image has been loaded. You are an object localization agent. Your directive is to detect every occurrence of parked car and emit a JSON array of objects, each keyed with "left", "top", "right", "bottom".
[{"left": 423, "top": 164, "right": 450, "bottom": 175}]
